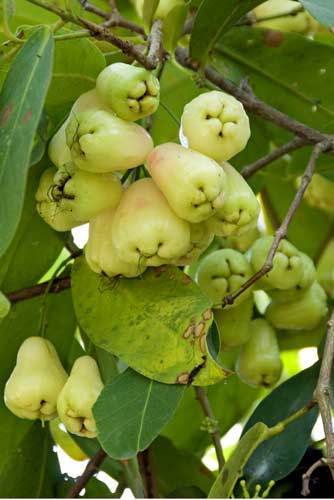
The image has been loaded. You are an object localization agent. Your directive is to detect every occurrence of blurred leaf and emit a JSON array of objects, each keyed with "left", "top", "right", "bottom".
[
  {"left": 72, "top": 257, "right": 229, "bottom": 385},
  {"left": 242, "top": 363, "right": 319, "bottom": 487},
  {"left": 163, "top": 2, "right": 189, "bottom": 52},
  {"left": 151, "top": 436, "right": 214, "bottom": 497},
  {"left": 300, "top": 0, "right": 334, "bottom": 28},
  {"left": 0, "top": 27, "right": 53, "bottom": 258},
  {"left": 45, "top": 35, "right": 105, "bottom": 126},
  {"left": 163, "top": 349, "right": 260, "bottom": 455},
  {"left": 277, "top": 321, "right": 326, "bottom": 351},
  {"left": 212, "top": 27, "right": 334, "bottom": 133},
  {"left": 208, "top": 422, "right": 269, "bottom": 498},
  {"left": 0, "top": 161, "right": 63, "bottom": 293},
  {"left": 94, "top": 369, "right": 185, "bottom": 459},
  {"left": 189, "top": 0, "right": 263, "bottom": 64},
  {"left": 0, "top": 423, "right": 61, "bottom": 497},
  {"left": 143, "top": 0, "right": 160, "bottom": 30}
]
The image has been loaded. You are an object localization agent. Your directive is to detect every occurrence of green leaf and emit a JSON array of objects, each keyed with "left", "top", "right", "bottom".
[
  {"left": 0, "top": 161, "right": 63, "bottom": 293},
  {"left": 143, "top": 0, "right": 160, "bottom": 30},
  {"left": 0, "top": 422, "right": 61, "bottom": 497},
  {"left": 45, "top": 35, "right": 105, "bottom": 127},
  {"left": 163, "top": 349, "right": 260, "bottom": 455},
  {"left": 0, "top": 27, "right": 53, "bottom": 258},
  {"left": 94, "top": 369, "right": 185, "bottom": 459},
  {"left": 151, "top": 436, "right": 214, "bottom": 497},
  {"left": 163, "top": 2, "right": 189, "bottom": 52},
  {"left": 72, "top": 257, "right": 229, "bottom": 386},
  {"left": 242, "top": 363, "right": 320, "bottom": 487},
  {"left": 300, "top": 0, "right": 334, "bottom": 28},
  {"left": 189, "top": 0, "right": 263, "bottom": 64},
  {"left": 213, "top": 27, "right": 334, "bottom": 133},
  {"left": 208, "top": 422, "right": 269, "bottom": 498},
  {"left": 57, "top": 475, "right": 115, "bottom": 498}
]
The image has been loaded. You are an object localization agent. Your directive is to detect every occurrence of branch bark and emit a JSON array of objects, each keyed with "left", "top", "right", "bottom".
[
  {"left": 6, "top": 276, "right": 71, "bottom": 304},
  {"left": 66, "top": 448, "right": 107, "bottom": 498},
  {"left": 195, "top": 386, "right": 225, "bottom": 469}
]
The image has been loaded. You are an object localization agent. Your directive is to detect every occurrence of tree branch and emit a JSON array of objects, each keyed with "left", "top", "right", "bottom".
[
  {"left": 223, "top": 140, "right": 332, "bottom": 306},
  {"left": 241, "top": 137, "right": 307, "bottom": 179},
  {"left": 175, "top": 47, "right": 332, "bottom": 145},
  {"left": 146, "top": 19, "right": 163, "bottom": 68},
  {"left": 195, "top": 386, "right": 225, "bottom": 469},
  {"left": 66, "top": 448, "right": 107, "bottom": 498},
  {"left": 302, "top": 457, "right": 334, "bottom": 497},
  {"left": 6, "top": 276, "right": 71, "bottom": 304},
  {"left": 313, "top": 308, "right": 334, "bottom": 478}
]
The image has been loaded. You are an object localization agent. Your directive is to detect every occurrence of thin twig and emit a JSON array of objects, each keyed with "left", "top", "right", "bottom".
[
  {"left": 175, "top": 47, "right": 332, "bottom": 145},
  {"left": 313, "top": 308, "right": 334, "bottom": 478},
  {"left": 66, "top": 448, "right": 107, "bottom": 498},
  {"left": 146, "top": 19, "right": 163, "bottom": 68},
  {"left": 241, "top": 137, "right": 307, "bottom": 179},
  {"left": 78, "top": 0, "right": 109, "bottom": 19},
  {"left": 6, "top": 276, "right": 71, "bottom": 303},
  {"left": 224, "top": 140, "right": 332, "bottom": 305},
  {"left": 302, "top": 457, "right": 334, "bottom": 496},
  {"left": 195, "top": 386, "right": 225, "bottom": 469}
]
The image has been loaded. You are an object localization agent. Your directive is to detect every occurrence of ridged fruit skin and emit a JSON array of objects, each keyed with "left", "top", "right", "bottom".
[
  {"left": 206, "top": 162, "right": 260, "bottom": 237},
  {"left": 236, "top": 319, "right": 283, "bottom": 388},
  {"left": 57, "top": 356, "right": 104, "bottom": 438},
  {"left": 180, "top": 91, "right": 250, "bottom": 162},
  {"left": 195, "top": 248, "right": 253, "bottom": 308},
  {"left": 253, "top": 0, "right": 320, "bottom": 34},
  {"left": 214, "top": 296, "right": 253, "bottom": 349},
  {"left": 85, "top": 208, "right": 147, "bottom": 278},
  {"left": 266, "top": 281, "right": 328, "bottom": 330},
  {"left": 4, "top": 337, "right": 68, "bottom": 421},
  {"left": 172, "top": 222, "right": 214, "bottom": 266},
  {"left": 112, "top": 178, "right": 191, "bottom": 267},
  {"left": 96, "top": 63, "right": 160, "bottom": 121},
  {"left": 249, "top": 236, "right": 305, "bottom": 291},
  {"left": 147, "top": 143, "right": 226, "bottom": 223},
  {"left": 66, "top": 109, "right": 153, "bottom": 173}
]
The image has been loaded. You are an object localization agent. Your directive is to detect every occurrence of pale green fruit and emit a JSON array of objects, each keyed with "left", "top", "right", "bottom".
[
  {"left": 112, "top": 178, "right": 191, "bottom": 266},
  {"left": 317, "top": 240, "right": 334, "bottom": 299},
  {"left": 66, "top": 109, "right": 153, "bottom": 173},
  {"left": 35, "top": 167, "right": 80, "bottom": 231},
  {"left": 253, "top": 0, "right": 318, "bottom": 34},
  {"left": 147, "top": 143, "right": 226, "bottom": 223},
  {"left": 296, "top": 173, "right": 334, "bottom": 214},
  {"left": 236, "top": 319, "right": 282, "bottom": 388},
  {"left": 4, "top": 337, "right": 68, "bottom": 420},
  {"left": 180, "top": 91, "right": 250, "bottom": 162},
  {"left": 173, "top": 222, "right": 214, "bottom": 266},
  {"left": 214, "top": 296, "right": 253, "bottom": 349},
  {"left": 249, "top": 236, "right": 304, "bottom": 290},
  {"left": 268, "top": 252, "right": 317, "bottom": 303},
  {"left": 57, "top": 356, "right": 103, "bottom": 438},
  {"left": 0, "top": 291, "right": 11, "bottom": 320},
  {"left": 51, "top": 162, "right": 122, "bottom": 221},
  {"left": 206, "top": 162, "right": 260, "bottom": 237},
  {"left": 48, "top": 89, "right": 108, "bottom": 168},
  {"left": 266, "top": 281, "right": 328, "bottom": 330},
  {"left": 222, "top": 226, "right": 260, "bottom": 253},
  {"left": 96, "top": 63, "right": 160, "bottom": 122},
  {"left": 195, "top": 248, "right": 253, "bottom": 308},
  {"left": 85, "top": 208, "right": 146, "bottom": 278},
  {"left": 132, "top": 0, "right": 184, "bottom": 19}
]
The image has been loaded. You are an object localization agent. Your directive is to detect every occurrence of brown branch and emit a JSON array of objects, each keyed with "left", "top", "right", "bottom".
[
  {"left": 241, "top": 137, "right": 307, "bottom": 179},
  {"left": 66, "top": 448, "right": 107, "bottom": 498},
  {"left": 195, "top": 386, "right": 225, "bottom": 469},
  {"left": 302, "top": 457, "right": 334, "bottom": 496},
  {"left": 223, "top": 140, "right": 332, "bottom": 306},
  {"left": 175, "top": 47, "right": 332, "bottom": 145},
  {"left": 6, "top": 276, "right": 71, "bottom": 304},
  {"left": 138, "top": 448, "right": 158, "bottom": 498},
  {"left": 313, "top": 308, "right": 334, "bottom": 479},
  {"left": 146, "top": 19, "right": 163, "bottom": 68},
  {"left": 78, "top": 0, "right": 109, "bottom": 19}
]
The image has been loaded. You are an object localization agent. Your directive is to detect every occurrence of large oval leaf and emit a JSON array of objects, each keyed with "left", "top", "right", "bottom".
[
  {"left": 0, "top": 27, "right": 53, "bottom": 258},
  {"left": 242, "top": 363, "right": 319, "bottom": 487},
  {"left": 94, "top": 368, "right": 185, "bottom": 459},
  {"left": 300, "top": 0, "right": 334, "bottom": 28},
  {"left": 190, "top": 0, "right": 263, "bottom": 64},
  {"left": 213, "top": 27, "right": 334, "bottom": 133},
  {"left": 71, "top": 257, "right": 230, "bottom": 385}
]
